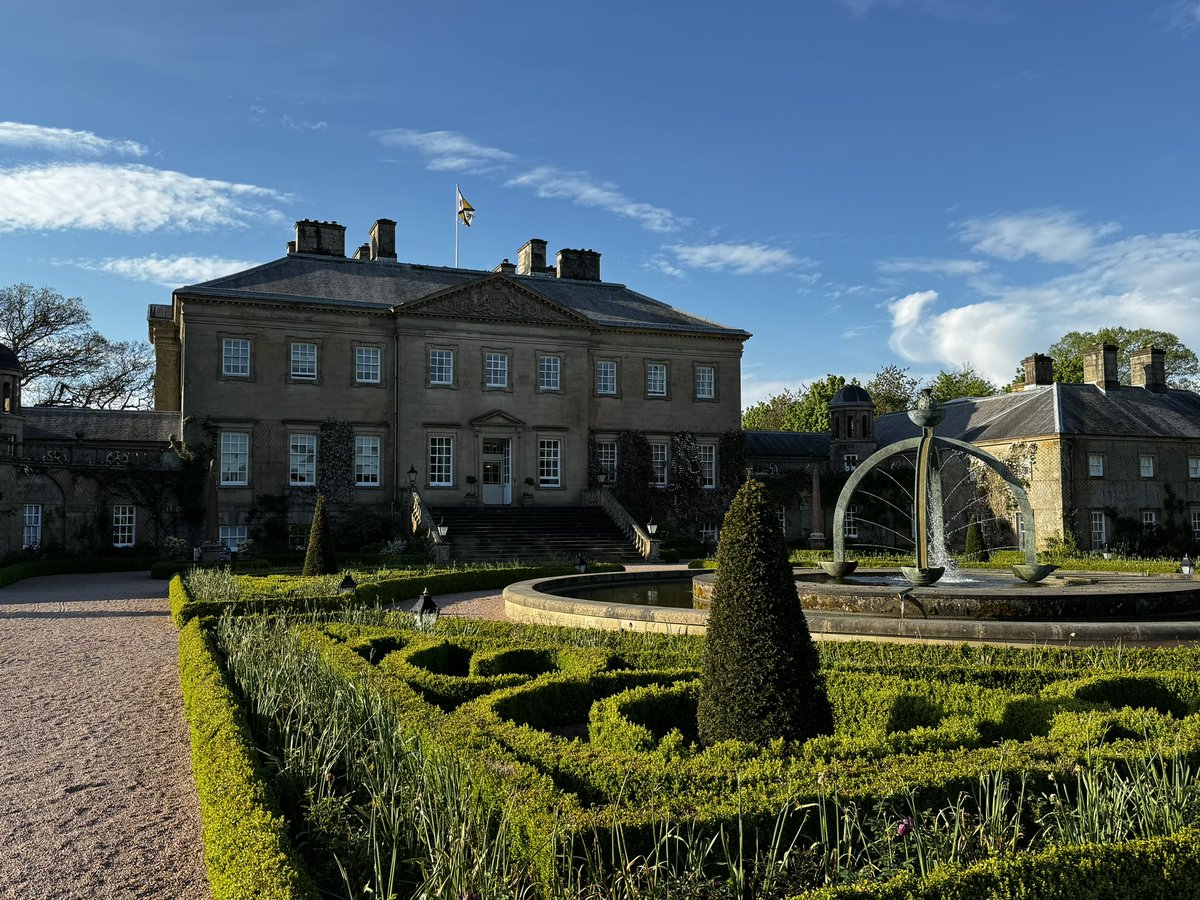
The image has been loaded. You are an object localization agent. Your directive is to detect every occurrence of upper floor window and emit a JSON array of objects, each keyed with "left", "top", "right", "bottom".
[
  {"left": 1088, "top": 453, "right": 1104, "bottom": 478},
  {"left": 429, "top": 436, "right": 454, "bottom": 486},
  {"left": 595, "top": 441, "right": 617, "bottom": 482},
  {"left": 646, "top": 363, "right": 668, "bottom": 398},
  {"left": 699, "top": 444, "right": 717, "bottom": 489},
  {"left": 289, "top": 434, "right": 317, "bottom": 486},
  {"left": 22, "top": 504, "right": 41, "bottom": 549},
  {"left": 485, "top": 352, "right": 509, "bottom": 389},
  {"left": 651, "top": 442, "right": 668, "bottom": 486},
  {"left": 538, "top": 355, "right": 561, "bottom": 391},
  {"left": 429, "top": 349, "right": 455, "bottom": 386},
  {"left": 1190, "top": 456, "right": 1200, "bottom": 479},
  {"left": 112, "top": 505, "right": 135, "bottom": 547},
  {"left": 291, "top": 342, "right": 317, "bottom": 380},
  {"left": 220, "top": 432, "right": 250, "bottom": 485},
  {"left": 1139, "top": 454, "right": 1155, "bottom": 478},
  {"left": 355, "top": 435, "right": 381, "bottom": 486},
  {"left": 595, "top": 360, "right": 617, "bottom": 395},
  {"left": 695, "top": 365, "right": 715, "bottom": 400},
  {"left": 355, "top": 347, "right": 381, "bottom": 384},
  {"left": 222, "top": 338, "right": 251, "bottom": 377}
]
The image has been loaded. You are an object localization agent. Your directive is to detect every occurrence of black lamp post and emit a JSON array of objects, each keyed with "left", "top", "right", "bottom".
[
  {"left": 411, "top": 586, "right": 440, "bottom": 629},
  {"left": 437, "top": 518, "right": 449, "bottom": 539},
  {"left": 646, "top": 517, "right": 658, "bottom": 537},
  {"left": 339, "top": 573, "right": 357, "bottom": 596},
  {"left": 1183, "top": 555, "right": 1195, "bottom": 578},
  {"left": 575, "top": 554, "right": 587, "bottom": 574}
]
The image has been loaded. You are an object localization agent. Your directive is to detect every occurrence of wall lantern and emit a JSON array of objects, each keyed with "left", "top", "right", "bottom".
[
  {"left": 646, "top": 517, "right": 658, "bottom": 537},
  {"left": 407, "top": 465, "right": 418, "bottom": 488},
  {"left": 437, "top": 518, "right": 449, "bottom": 539}
]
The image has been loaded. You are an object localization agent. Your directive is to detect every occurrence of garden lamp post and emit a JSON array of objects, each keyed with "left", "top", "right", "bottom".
[
  {"left": 437, "top": 518, "right": 449, "bottom": 539},
  {"left": 575, "top": 554, "right": 587, "bottom": 574},
  {"left": 1183, "top": 555, "right": 1195, "bottom": 578},
  {"left": 412, "top": 587, "right": 440, "bottom": 629},
  {"left": 339, "top": 573, "right": 357, "bottom": 597},
  {"left": 646, "top": 518, "right": 658, "bottom": 537}
]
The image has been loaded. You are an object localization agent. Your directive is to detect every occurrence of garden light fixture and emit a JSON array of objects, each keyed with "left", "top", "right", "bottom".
[
  {"left": 437, "top": 518, "right": 449, "bottom": 539},
  {"left": 1183, "top": 555, "right": 1195, "bottom": 577},
  {"left": 646, "top": 517, "right": 658, "bottom": 537},
  {"left": 407, "top": 465, "right": 418, "bottom": 488},
  {"left": 412, "top": 587, "right": 440, "bottom": 629},
  {"left": 338, "top": 573, "right": 357, "bottom": 596}
]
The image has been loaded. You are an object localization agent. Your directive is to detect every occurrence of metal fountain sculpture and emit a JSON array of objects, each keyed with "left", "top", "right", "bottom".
[{"left": 820, "top": 389, "right": 1055, "bottom": 586}]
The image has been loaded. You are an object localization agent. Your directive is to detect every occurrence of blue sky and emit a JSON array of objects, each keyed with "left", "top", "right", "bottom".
[{"left": 4, "top": 0, "right": 1200, "bottom": 406}]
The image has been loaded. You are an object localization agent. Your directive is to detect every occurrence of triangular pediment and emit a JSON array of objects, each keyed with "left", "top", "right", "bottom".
[
  {"left": 470, "top": 409, "right": 528, "bottom": 428},
  {"left": 398, "top": 274, "right": 591, "bottom": 327}
]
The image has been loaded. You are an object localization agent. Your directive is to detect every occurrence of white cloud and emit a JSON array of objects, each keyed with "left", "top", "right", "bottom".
[
  {"left": 372, "top": 129, "right": 515, "bottom": 173},
  {"left": 1166, "top": 1, "right": 1200, "bottom": 31},
  {"left": 0, "top": 121, "right": 147, "bottom": 157},
  {"left": 740, "top": 376, "right": 801, "bottom": 409},
  {"left": 878, "top": 257, "right": 986, "bottom": 277},
  {"left": 664, "top": 242, "right": 809, "bottom": 275},
  {"left": 839, "top": 0, "right": 1005, "bottom": 20},
  {"left": 79, "top": 255, "right": 262, "bottom": 287},
  {"left": 506, "top": 166, "right": 688, "bottom": 233},
  {"left": 0, "top": 163, "right": 291, "bottom": 233},
  {"left": 959, "top": 209, "right": 1119, "bottom": 263},
  {"left": 281, "top": 116, "right": 327, "bottom": 132}
]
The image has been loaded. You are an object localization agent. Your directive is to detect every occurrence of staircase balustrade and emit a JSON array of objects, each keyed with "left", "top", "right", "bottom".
[
  {"left": 410, "top": 489, "right": 451, "bottom": 564},
  {"left": 596, "top": 487, "right": 660, "bottom": 560}
]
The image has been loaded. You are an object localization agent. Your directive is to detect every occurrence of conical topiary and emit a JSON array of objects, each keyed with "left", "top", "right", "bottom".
[
  {"left": 963, "top": 518, "right": 989, "bottom": 563},
  {"left": 697, "top": 477, "right": 834, "bottom": 746},
  {"left": 302, "top": 493, "right": 339, "bottom": 576}
]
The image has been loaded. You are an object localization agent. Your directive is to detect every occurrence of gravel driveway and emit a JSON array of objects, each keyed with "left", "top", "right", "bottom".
[{"left": 0, "top": 571, "right": 209, "bottom": 899}]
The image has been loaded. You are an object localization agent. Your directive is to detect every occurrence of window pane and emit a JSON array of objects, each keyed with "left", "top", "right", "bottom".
[
  {"left": 429, "top": 349, "right": 454, "bottom": 385},
  {"left": 23, "top": 503, "right": 42, "bottom": 548},
  {"left": 291, "top": 342, "right": 317, "bottom": 378},
  {"left": 1088, "top": 453, "right": 1104, "bottom": 477},
  {"left": 218, "top": 525, "right": 247, "bottom": 551},
  {"left": 699, "top": 444, "right": 716, "bottom": 488},
  {"left": 695, "top": 365, "right": 715, "bottom": 399},
  {"left": 651, "top": 442, "right": 668, "bottom": 486},
  {"left": 844, "top": 504, "right": 858, "bottom": 539},
  {"left": 646, "top": 363, "right": 667, "bottom": 397},
  {"left": 1140, "top": 455, "right": 1154, "bottom": 478},
  {"left": 595, "top": 360, "right": 617, "bottom": 394},
  {"left": 1190, "top": 457, "right": 1200, "bottom": 479},
  {"left": 355, "top": 435, "right": 381, "bottom": 486},
  {"left": 220, "top": 433, "right": 249, "bottom": 485},
  {"left": 112, "top": 505, "right": 136, "bottom": 546},
  {"left": 596, "top": 441, "right": 617, "bottom": 480},
  {"left": 429, "top": 436, "right": 454, "bottom": 486},
  {"left": 222, "top": 338, "right": 250, "bottom": 377},
  {"left": 485, "top": 352, "right": 508, "bottom": 388},
  {"left": 539, "top": 355, "right": 561, "bottom": 391},
  {"left": 538, "top": 439, "right": 561, "bottom": 487},
  {"left": 356, "top": 347, "right": 381, "bottom": 383},
  {"left": 1090, "top": 511, "right": 1106, "bottom": 548},
  {"left": 289, "top": 434, "right": 317, "bottom": 485}
]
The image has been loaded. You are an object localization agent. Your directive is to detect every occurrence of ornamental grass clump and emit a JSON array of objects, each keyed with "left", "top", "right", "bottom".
[
  {"left": 302, "top": 493, "right": 339, "bottom": 576},
  {"left": 697, "top": 476, "right": 834, "bottom": 746}
]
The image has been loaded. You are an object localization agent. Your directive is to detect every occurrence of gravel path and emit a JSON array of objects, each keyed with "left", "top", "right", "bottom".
[{"left": 0, "top": 572, "right": 209, "bottom": 900}]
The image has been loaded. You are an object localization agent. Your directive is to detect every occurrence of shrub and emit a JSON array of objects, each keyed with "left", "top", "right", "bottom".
[
  {"left": 697, "top": 476, "right": 834, "bottom": 745},
  {"left": 301, "top": 493, "right": 338, "bottom": 576},
  {"left": 0, "top": 556, "right": 157, "bottom": 588},
  {"left": 963, "top": 518, "right": 989, "bottom": 562}
]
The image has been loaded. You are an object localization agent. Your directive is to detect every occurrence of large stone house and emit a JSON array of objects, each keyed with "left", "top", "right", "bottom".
[{"left": 147, "top": 217, "right": 750, "bottom": 548}]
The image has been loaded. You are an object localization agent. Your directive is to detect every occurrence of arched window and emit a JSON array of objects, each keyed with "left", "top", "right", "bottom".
[
  {"left": 848, "top": 416, "right": 855, "bottom": 437},
  {"left": 2, "top": 382, "right": 10, "bottom": 414},
  {"left": 862, "top": 414, "right": 869, "bottom": 437},
  {"left": 833, "top": 417, "right": 841, "bottom": 438}
]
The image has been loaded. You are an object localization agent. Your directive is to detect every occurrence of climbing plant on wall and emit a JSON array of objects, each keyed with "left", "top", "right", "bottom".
[{"left": 317, "top": 419, "right": 354, "bottom": 504}]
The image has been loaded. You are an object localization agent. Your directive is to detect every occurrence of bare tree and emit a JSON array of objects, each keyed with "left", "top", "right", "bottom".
[{"left": 0, "top": 283, "right": 155, "bottom": 409}]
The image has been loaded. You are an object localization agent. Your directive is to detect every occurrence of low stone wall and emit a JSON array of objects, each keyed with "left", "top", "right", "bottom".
[{"left": 503, "top": 570, "right": 707, "bottom": 635}]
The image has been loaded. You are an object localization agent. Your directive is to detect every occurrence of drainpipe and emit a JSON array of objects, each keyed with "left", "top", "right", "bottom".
[{"left": 392, "top": 319, "right": 401, "bottom": 531}]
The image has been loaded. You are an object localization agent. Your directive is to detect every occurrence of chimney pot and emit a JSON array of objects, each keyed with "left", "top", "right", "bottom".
[
  {"left": 369, "top": 218, "right": 397, "bottom": 261},
  {"left": 1129, "top": 346, "right": 1167, "bottom": 392},
  {"left": 1083, "top": 343, "right": 1120, "bottom": 391},
  {"left": 493, "top": 258, "right": 516, "bottom": 275},
  {"left": 517, "top": 238, "right": 548, "bottom": 275},
  {"left": 556, "top": 248, "right": 601, "bottom": 281},
  {"left": 294, "top": 219, "right": 346, "bottom": 257}
]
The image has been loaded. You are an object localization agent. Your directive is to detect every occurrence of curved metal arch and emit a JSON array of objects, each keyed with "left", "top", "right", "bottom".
[{"left": 832, "top": 435, "right": 1037, "bottom": 567}]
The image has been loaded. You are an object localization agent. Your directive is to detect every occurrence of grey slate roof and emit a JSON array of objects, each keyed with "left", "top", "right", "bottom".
[
  {"left": 23, "top": 408, "right": 181, "bottom": 444},
  {"left": 176, "top": 253, "right": 749, "bottom": 338},
  {"left": 874, "top": 383, "right": 1200, "bottom": 446},
  {"left": 744, "top": 430, "right": 831, "bottom": 459}
]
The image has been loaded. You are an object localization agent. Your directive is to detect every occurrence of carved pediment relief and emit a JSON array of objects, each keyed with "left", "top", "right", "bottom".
[
  {"left": 469, "top": 409, "right": 527, "bottom": 429},
  {"left": 400, "top": 275, "right": 590, "bottom": 327}
]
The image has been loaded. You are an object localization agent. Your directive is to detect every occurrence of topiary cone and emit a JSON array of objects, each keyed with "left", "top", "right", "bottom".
[
  {"left": 302, "top": 493, "right": 339, "bottom": 576},
  {"left": 697, "top": 477, "right": 834, "bottom": 746}
]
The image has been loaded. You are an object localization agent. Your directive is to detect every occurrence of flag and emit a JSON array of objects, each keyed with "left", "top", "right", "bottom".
[{"left": 456, "top": 187, "right": 475, "bottom": 227}]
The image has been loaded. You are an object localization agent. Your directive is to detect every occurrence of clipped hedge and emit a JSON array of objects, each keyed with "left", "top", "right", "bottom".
[
  {"left": 0, "top": 556, "right": 158, "bottom": 588},
  {"left": 178, "top": 619, "right": 318, "bottom": 900},
  {"left": 151, "top": 557, "right": 271, "bottom": 580}
]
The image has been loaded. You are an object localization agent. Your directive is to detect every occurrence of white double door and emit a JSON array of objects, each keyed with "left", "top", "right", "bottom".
[{"left": 480, "top": 438, "right": 512, "bottom": 505}]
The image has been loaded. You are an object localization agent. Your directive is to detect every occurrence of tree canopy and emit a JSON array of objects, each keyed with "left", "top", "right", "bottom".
[
  {"left": 1041, "top": 327, "right": 1199, "bottom": 389},
  {"left": 927, "top": 364, "right": 999, "bottom": 402},
  {"left": 741, "top": 375, "right": 849, "bottom": 432},
  {"left": 865, "top": 364, "right": 920, "bottom": 415},
  {"left": 0, "top": 283, "right": 154, "bottom": 409}
]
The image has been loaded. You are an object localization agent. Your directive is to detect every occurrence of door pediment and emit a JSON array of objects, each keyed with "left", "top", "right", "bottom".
[
  {"left": 470, "top": 409, "right": 527, "bottom": 429},
  {"left": 399, "top": 274, "right": 592, "bottom": 327}
]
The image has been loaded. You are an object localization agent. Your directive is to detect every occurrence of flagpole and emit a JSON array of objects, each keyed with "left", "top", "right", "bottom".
[{"left": 454, "top": 184, "right": 459, "bottom": 268}]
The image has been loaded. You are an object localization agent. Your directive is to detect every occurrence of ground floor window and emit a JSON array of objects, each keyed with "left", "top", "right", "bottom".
[
  {"left": 289, "top": 434, "right": 317, "bottom": 486},
  {"left": 538, "top": 439, "right": 561, "bottom": 487},
  {"left": 651, "top": 442, "right": 668, "bottom": 486},
  {"left": 22, "top": 504, "right": 41, "bottom": 548},
  {"left": 429, "top": 436, "right": 454, "bottom": 486},
  {"left": 1090, "top": 510, "right": 1106, "bottom": 549},
  {"left": 355, "top": 435, "right": 381, "bottom": 486},
  {"left": 112, "top": 505, "right": 135, "bottom": 547},
  {"left": 1192, "top": 510, "right": 1200, "bottom": 543},
  {"left": 1143, "top": 510, "right": 1158, "bottom": 535},
  {"left": 699, "top": 444, "right": 717, "bottom": 488},
  {"left": 844, "top": 504, "right": 859, "bottom": 540},
  {"left": 219, "top": 525, "right": 248, "bottom": 551},
  {"left": 595, "top": 441, "right": 617, "bottom": 482},
  {"left": 220, "top": 432, "right": 249, "bottom": 485},
  {"left": 699, "top": 524, "right": 719, "bottom": 549}
]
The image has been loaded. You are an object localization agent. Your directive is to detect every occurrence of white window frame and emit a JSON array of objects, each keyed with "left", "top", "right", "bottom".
[
  {"left": 222, "top": 338, "right": 251, "bottom": 378},
  {"left": 289, "top": 434, "right": 317, "bottom": 486},
  {"left": 112, "top": 505, "right": 135, "bottom": 547},
  {"left": 699, "top": 444, "right": 717, "bottom": 489},
  {"left": 700, "top": 524, "right": 719, "bottom": 547},
  {"left": 219, "top": 432, "right": 250, "bottom": 486},
  {"left": 355, "top": 435, "right": 381, "bottom": 487},
  {"left": 844, "top": 504, "right": 859, "bottom": 540},
  {"left": 1143, "top": 510, "right": 1158, "bottom": 534},
  {"left": 428, "top": 436, "right": 454, "bottom": 487},
  {"left": 218, "top": 525, "right": 247, "bottom": 551},
  {"left": 1088, "top": 452, "right": 1104, "bottom": 478},
  {"left": 1139, "top": 454, "right": 1155, "bottom": 479},
  {"left": 695, "top": 365, "right": 715, "bottom": 400},
  {"left": 538, "top": 354, "right": 561, "bottom": 391},
  {"left": 355, "top": 346, "right": 381, "bottom": 384},
  {"left": 22, "top": 503, "right": 41, "bottom": 549},
  {"left": 1192, "top": 510, "right": 1200, "bottom": 542},
  {"left": 1090, "top": 511, "right": 1106, "bottom": 549},
  {"left": 290, "top": 342, "right": 318, "bottom": 380},
  {"left": 843, "top": 453, "right": 859, "bottom": 472},
  {"left": 484, "top": 351, "right": 509, "bottom": 389},
  {"left": 429, "top": 348, "right": 455, "bottom": 386},
  {"left": 778, "top": 506, "right": 787, "bottom": 532},
  {"left": 538, "top": 439, "right": 561, "bottom": 487},
  {"left": 1190, "top": 456, "right": 1200, "bottom": 480},
  {"left": 646, "top": 362, "right": 668, "bottom": 398},
  {"left": 595, "top": 441, "right": 617, "bottom": 481},
  {"left": 595, "top": 359, "right": 617, "bottom": 395},
  {"left": 651, "top": 442, "right": 668, "bottom": 487}
]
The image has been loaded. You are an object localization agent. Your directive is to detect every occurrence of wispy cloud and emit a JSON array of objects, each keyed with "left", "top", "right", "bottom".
[
  {"left": 506, "top": 166, "right": 688, "bottom": 233},
  {"left": 959, "top": 209, "right": 1119, "bottom": 263},
  {"left": 0, "top": 121, "right": 147, "bottom": 157},
  {"left": 76, "top": 255, "right": 262, "bottom": 286},
  {"left": 281, "top": 116, "right": 327, "bottom": 132},
  {"left": 1165, "top": 1, "right": 1200, "bottom": 31},
  {"left": 878, "top": 257, "right": 986, "bottom": 277},
  {"left": 838, "top": 0, "right": 1007, "bottom": 21},
  {"left": 663, "top": 242, "right": 810, "bottom": 275},
  {"left": 0, "top": 163, "right": 292, "bottom": 233},
  {"left": 372, "top": 128, "right": 515, "bottom": 173}
]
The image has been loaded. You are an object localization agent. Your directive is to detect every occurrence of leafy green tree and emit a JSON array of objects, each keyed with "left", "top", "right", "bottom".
[
  {"left": 1043, "top": 328, "right": 1199, "bottom": 388},
  {"left": 866, "top": 364, "right": 920, "bottom": 415},
  {"left": 928, "top": 364, "right": 998, "bottom": 402},
  {"left": 741, "top": 375, "right": 851, "bottom": 433},
  {"left": 697, "top": 477, "right": 833, "bottom": 746},
  {"left": 302, "top": 493, "right": 339, "bottom": 576}
]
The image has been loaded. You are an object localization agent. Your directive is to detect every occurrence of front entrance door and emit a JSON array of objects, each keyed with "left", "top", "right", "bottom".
[{"left": 481, "top": 438, "right": 512, "bottom": 505}]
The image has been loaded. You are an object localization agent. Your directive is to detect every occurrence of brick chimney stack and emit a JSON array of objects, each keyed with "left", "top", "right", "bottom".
[
  {"left": 370, "top": 219, "right": 397, "bottom": 261},
  {"left": 1129, "top": 346, "right": 1167, "bottom": 392},
  {"left": 293, "top": 220, "right": 346, "bottom": 257},
  {"left": 1083, "top": 343, "right": 1120, "bottom": 391},
  {"left": 556, "top": 248, "right": 601, "bottom": 281},
  {"left": 492, "top": 259, "right": 516, "bottom": 275},
  {"left": 516, "top": 238, "right": 549, "bottom": 275},
  {"left": 1021, "top": 352, "right": 1054, "bottom": 390}
]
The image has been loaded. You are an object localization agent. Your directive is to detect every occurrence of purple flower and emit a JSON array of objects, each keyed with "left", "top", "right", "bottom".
[{"left": 896, "top": 817, "right": 916, "bottom": 837}]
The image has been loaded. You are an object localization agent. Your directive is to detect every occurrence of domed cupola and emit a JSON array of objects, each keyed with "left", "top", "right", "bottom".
[
  {"left": 829, "top": 383, "right": 875, "bottom": 472},
  {"left": 0, "top": 342, "right": 24, "bottom": 456}
]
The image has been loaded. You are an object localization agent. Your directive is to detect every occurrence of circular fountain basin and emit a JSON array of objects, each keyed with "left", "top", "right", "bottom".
[{"left": 502, "top": 568, "right": 1200, "bottom": 646}]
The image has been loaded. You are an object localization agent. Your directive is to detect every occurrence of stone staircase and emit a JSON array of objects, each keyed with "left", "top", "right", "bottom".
[{"left": 428, "top": 506, "right": 644, "bottom": 564}]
